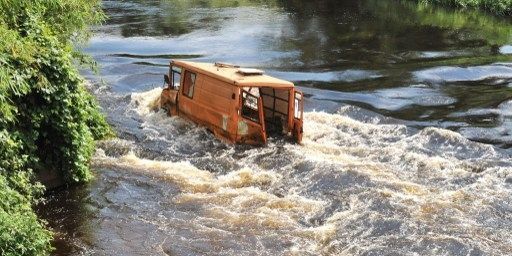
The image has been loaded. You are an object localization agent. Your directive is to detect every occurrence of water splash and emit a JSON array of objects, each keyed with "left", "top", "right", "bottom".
[{"left": 83, "top": 88, "right": 512, "bottom": 255}]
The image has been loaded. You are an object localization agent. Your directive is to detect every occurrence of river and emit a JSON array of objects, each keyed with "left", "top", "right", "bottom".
[{"left": 38, "top": 0, "right": 512, "bottom": 255}]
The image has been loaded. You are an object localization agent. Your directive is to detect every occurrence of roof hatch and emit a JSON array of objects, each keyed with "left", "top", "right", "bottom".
[{"left": 237, "top": 68, "right": 265, "bottom": 76}]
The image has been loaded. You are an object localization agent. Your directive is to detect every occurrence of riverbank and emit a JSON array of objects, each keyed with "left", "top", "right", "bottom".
[
  {"left": 0, "top": 0, "right": 110, "bottom": 255},
  {"left": 415, "top": 0, "right": 512, "bottom": 15}
]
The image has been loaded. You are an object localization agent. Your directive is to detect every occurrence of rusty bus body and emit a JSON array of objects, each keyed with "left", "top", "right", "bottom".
[{"left": 160, "top": 60, "right": 304, "bottom": 145}]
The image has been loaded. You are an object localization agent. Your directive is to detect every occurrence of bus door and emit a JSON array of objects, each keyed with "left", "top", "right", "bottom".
[
  {"left": 293, "top": 91, "right": 304, "bottom": 144},
  {"left": 239, "top": 88, "right": 267, "bottom": 144}
]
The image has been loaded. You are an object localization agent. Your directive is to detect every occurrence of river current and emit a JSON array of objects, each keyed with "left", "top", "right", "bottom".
[{"left": 39, "top": 0, "right": 512, "bottom": 255}]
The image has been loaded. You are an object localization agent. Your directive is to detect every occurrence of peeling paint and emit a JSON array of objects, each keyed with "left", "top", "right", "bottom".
[
  {"left": 238, "top": 120, "right": 248, "bottom": 135},
  {"left": 222, "top": 115, "right": 228, "bottom": 131}
]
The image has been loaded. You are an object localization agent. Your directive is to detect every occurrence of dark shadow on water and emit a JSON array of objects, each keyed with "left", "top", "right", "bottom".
[{"left": 36, "top": 184, "right": 96, "bottom": 256}]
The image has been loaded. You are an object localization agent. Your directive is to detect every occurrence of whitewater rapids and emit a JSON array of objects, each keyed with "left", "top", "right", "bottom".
[{"left": 87, "top": 88, "right": 512, "bottom": 255}]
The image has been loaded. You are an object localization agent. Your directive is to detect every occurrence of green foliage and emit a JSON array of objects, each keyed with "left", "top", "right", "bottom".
[
  {"left": 0, "top": 20, "right": 110, "bottom": 184},
  {"left": 417, "top": 0, "right": 512, "bottom": 15},
  {"left": 0, "top": 131, "right": 45, "bottom": 201},
  {"left": 0, "top": 0, "right": 110, "bottom": 178},
  {"left": 0, "top": 175, "right": 52, "bottom": 256},
  {"left": 0, "top": 0, "right": 105, "bottom": 43},
  {"left": 0, "top": 0, "right": 110, "bottom": 255}
]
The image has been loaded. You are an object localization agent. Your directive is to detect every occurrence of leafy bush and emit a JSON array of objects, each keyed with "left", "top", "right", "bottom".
[
  {"left": 0, "top": 175, "right": 52, "bottom": 256},
  {"left": 0, "top": 0, "right": 110, "bottom": 254}
]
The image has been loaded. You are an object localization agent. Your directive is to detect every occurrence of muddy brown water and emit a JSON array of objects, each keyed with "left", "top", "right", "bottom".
[{"left": 38, "top": 0, "right": 512, "bottom": 255}]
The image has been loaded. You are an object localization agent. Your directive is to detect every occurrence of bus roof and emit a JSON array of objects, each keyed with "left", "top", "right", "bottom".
[{"left": 172, "top": 60, "right": 295, "bottom": 88}]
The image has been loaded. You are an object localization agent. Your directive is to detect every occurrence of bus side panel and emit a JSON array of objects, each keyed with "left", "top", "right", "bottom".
[
  {"left": 196, "top": 74, "right": 240, "bottom": 139},
  {"left": 197, "top": 75, "right": 234, "bottom": 112},
  {"left": 236, "top": 119, "right": 266, "bottom": 145},
  {"left": 177, "top": 72, "right": 239, "bottom": 142}
]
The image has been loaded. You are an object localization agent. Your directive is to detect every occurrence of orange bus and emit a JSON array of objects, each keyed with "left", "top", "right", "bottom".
[{"left": 161, "top": 60, "right": 304, "bottom": 145}]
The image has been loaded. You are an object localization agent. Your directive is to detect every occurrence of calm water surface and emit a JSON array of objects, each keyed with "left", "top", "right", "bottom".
[{"left": 39, "top": 0, "right": 512, "bottom": 255}]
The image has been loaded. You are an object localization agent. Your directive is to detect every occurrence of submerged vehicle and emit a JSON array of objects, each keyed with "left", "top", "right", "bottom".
[{"left": 161, "top": 60, "right": 304, "bottom": 145}]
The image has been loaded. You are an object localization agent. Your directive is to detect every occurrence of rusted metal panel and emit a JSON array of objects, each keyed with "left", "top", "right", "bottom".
[
  {"left": 160, "top": 88, "right": 178, "bottom": 116},
  {"left": 160, "top": 61, "right": 303, "bottom": 145}
]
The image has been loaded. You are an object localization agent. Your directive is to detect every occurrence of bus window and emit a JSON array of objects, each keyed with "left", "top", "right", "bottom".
[
  {"left": 294, "top": 91, "right": 303, "bottom": 119},
  {"left": 182, "top": 71, "right": 196, "bottom": 98},
  {"left": 171, "top": 66, "right": 182, "bottom": 89},
  {"left": 241, "top": 90, "right": 260, "bottom": 123}
]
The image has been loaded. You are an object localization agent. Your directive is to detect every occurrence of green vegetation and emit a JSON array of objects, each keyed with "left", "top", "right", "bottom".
[
  {"left": 0, "top": 0, "right": 111, "bottom": 254},
  {"left": 416, "top": 0, "right": 512, "bottom": 15},
  {"left": 0, "top": 174, "right": 50, "bottom": 256},
  {"left": 380, "top": 0, "right": 512, "bottom": 45}
]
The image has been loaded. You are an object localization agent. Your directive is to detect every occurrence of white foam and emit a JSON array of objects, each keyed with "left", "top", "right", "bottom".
[
  {"left": 130, "top": 87, "right": 163, "bottom": 116},
  {"left": 100, "top": 88, "right": 512, "bottom": 255}
]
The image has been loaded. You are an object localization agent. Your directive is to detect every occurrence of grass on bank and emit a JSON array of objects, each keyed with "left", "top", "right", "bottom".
[{"left": 417, "top": 0, "right": 512, "bottom": 15}]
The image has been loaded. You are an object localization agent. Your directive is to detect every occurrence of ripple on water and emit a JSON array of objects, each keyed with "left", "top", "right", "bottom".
[
  {"left": 300, "top": 85, "right": 456, "bottom": 113},
  {"left": 413, "top": 64, "right": 512, "bottom": 84},
  {"left": 452, "top": 99, "right": 512, "bottom": 147},
  {"left": 268, "top": 70, "right": 382, "bottom": 83}
]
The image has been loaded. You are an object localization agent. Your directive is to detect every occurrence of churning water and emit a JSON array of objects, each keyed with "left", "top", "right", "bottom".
[{"left": 39, "top": 0, "right": 512, "bottom": 255}]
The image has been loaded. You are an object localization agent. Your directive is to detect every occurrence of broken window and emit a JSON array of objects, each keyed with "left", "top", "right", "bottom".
[
  {"left": 182, "top": 71, "right": 196, "bottom": 98},
  {"left": 171, "top": 66, "right": 182, "bottom": 89},
  {"left": 294, "top": 91, "right": 303, "bottom": 119},
  {"left": 241, "top": 89, "right": 260, "bottom": 123}
]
